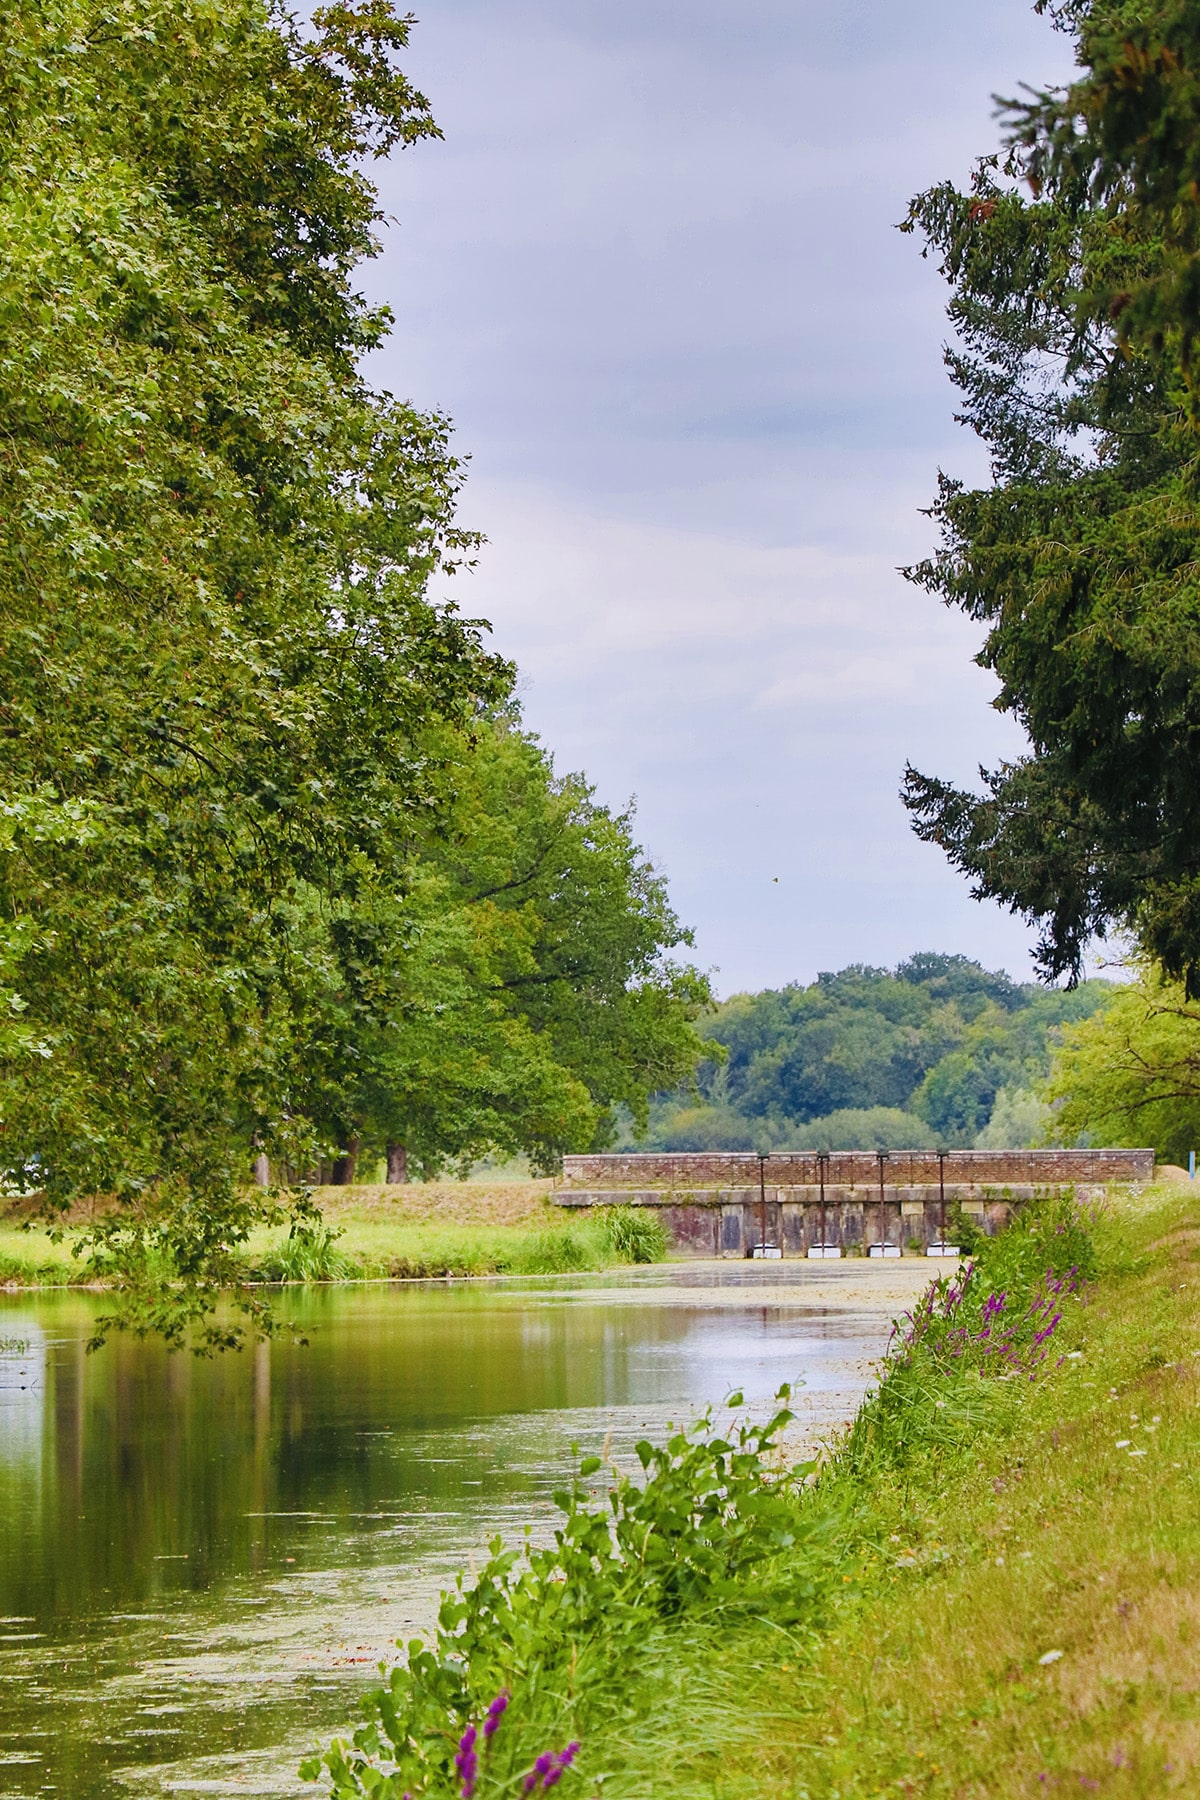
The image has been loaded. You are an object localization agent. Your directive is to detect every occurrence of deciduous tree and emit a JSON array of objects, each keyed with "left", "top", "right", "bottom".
[
  {"left": 1046, "top": 964, "right": 1200, "bottom": 1160},
  {"left": 0, "top": 3, "right": 710, "bottom": 1343},
  {"left": 294, "top": 716, "right": 711, "bottom": 1180}
]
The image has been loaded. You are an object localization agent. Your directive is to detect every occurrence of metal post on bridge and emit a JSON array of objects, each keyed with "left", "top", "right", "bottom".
[
  {"left": 928, "top": 1148, "right": 960, "bottom": 1258},
  {"left": 751, "top": 1151, "right": 780, "bottom": 1258},
  {"left": 819, "top": 1151, "right": 827, "bottom": 1253},
  {"left": 870, "top": 1150, "right": 895, "bottom": 1258},
  {"left": 758, "top": 1151, "right": 767, "bottom": 1255},
  {"left": 808, "top": 1151, "right": 839, "bottom": 1259},
  {"left": 939, "top": 1148, "right": 945, "bottom": 1246}
]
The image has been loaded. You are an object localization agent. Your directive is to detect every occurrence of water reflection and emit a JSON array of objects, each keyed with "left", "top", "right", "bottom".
[{"left": 0, "top": 1267, "right": 918, "bottom": 1799}]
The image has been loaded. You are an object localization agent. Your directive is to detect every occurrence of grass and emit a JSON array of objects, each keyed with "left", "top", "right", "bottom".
[
  {"left": 0, "top": 1226, "right": 85, "bottom": 1286},
  {"left": 777, "top": 1181, "right": 1200, "bottom": 1798},
  {"left": 243, "top": 1181, "right": 667, "bottom": 1279},
  {"left": 0, "top": 1181, "right": 669, "bottom": 1287},
  {"left": 591, "top": 1181, "right": 1200, "bottom": 1798}
]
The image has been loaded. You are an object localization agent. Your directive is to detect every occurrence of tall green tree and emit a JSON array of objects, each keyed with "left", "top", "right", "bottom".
[
  {"left": 0, "top": 0, "right": 496, "bottom": 1341},
  {"left": 294, "top": 716, "right": 711, "bottom": 1181},
  {"left": 0, "top": 1, "right": 711, "bottom": 1343},
  {"left": 1014, "top": 0, "right": 1200, "bottom": 369},
  {"left": 900, "top": 0, "right": 1200, "bottom": 993}
]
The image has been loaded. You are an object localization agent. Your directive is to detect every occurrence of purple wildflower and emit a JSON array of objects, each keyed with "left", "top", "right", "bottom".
[
  {"left": 523, "top": 1753, "right": 554, "bottom": 1794},
  {"left": 523, "top": 1743, "right": 581, "bottom": 1793},
  {"left": 542, "top": 1743, "right": 580, "bottom": 1790},
  {"left": 455, "top": 1724, "right": 478, "bottom": 1800},
  {"left": 483, "top": 1692, "right": 509, "bottom": 1740}
]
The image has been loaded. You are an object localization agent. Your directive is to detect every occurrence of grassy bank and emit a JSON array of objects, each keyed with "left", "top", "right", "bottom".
[
  {"left": 760, "top": 1180, "right": 1200, "bottom": 1799},
  {"left": 0, "top": 1182, "right": 667, "bottom": 1287},
  {"left": 305, "top": 1181, "right": 1200, "bottom": 1799}
]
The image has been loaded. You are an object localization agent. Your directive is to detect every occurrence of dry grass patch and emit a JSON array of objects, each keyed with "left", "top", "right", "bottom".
[{"left": 309, "top": 1179, "right": 559, "bottom": 1229}]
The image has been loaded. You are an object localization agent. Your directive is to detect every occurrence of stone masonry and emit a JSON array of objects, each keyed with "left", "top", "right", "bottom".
[{"left": 553, "top": 1148, "right": 1155, "bottom": 1257}]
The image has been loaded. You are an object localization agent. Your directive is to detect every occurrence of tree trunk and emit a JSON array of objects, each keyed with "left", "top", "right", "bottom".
[
  {"left": 386, "top": 1142, "right": 409, "bottom": 1185},
  {"left": 330, "top": 1139, "right": 359, "bottom": 1186},
  {"left": 253, "top": 1151, "right": 270, "bottom": 1188}
]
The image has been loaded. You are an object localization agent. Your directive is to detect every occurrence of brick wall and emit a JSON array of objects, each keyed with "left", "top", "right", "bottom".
[{"left": 558, "top": 1147, "right": 1155, "bottom": 1190}]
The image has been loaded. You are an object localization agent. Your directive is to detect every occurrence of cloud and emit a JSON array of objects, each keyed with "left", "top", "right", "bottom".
[
  {"left": 455, "top": 487, "right": 982, "bottom": 708},
  {"left": 360, "top": 0, "right": 1079, "bottom": 989},
  {"left": 452, "top": 485, "right": 1035, "bottom": 991}
]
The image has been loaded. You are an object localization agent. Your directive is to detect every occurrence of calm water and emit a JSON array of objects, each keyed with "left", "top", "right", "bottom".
[{"left": 0, "top": 1265, "right": 912, "bottom": 1799}]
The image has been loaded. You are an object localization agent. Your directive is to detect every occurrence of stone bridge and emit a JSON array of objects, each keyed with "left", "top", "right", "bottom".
[{"left": 553, "top": 1148, "right": 1155, "bottom": 1258}]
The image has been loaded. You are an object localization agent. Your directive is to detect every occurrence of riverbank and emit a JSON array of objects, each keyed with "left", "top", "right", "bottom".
[
  {"left": 0, "top": 1181, "right": 677, "bottom": 1286},
  {"left": 624, "top": 1178, "right": 1200, "bottom": 1797},
  {"left": 305, "top": 1180, "right": 1200, "bottom": 1799},
  {"left": 0, "top": 1178, "right": 980, "bottom": 1288},
  {"left": 0, "top": 1257, "right": 913, "bottom": 1800},
  {"left": 809, "top": 1179, "right": 1200, "bottom": 1794}
]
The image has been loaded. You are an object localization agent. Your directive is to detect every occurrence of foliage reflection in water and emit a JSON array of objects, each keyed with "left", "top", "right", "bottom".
[{"left": 0, "top": 1267, "right": 915, "bottom": 1799}]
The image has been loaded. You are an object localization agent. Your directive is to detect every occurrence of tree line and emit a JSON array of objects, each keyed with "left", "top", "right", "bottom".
[{"left": 629, "top": 953, "right": 1114, "bottom": 1153}]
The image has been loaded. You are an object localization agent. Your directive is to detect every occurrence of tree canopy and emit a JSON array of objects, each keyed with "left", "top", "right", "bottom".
[
  {"left": 290, "top": 714, "right": 710, "bottom": 1182},
  {"left": 1047, "top": 963, "right": 1200, "bottom": 1161},
  {"left": 0, "top": 1, "right": 710, "bottom": 1344},
  {"left": 900, "top": 0, "right": 1200, "bottom": 993},
  {"left": 625, "top": 954, "right": 1113, "bottom": 1152}
]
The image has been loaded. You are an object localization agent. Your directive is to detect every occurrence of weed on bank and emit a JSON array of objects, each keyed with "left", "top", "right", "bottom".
[
  {"left": 299, "top": 1191, "right": 1166, "bottom": 1798},
  {"left": 246, "top": 1204, "right": 667, "bottom": 1282}
]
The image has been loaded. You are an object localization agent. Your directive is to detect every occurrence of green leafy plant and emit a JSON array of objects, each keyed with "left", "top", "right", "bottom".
[
  {"left": 944, "top": 1202, "right": 988, "bottom": 1259},
  {"left": 301, "top": 1389, "right": 831, "bottom": 1797}
]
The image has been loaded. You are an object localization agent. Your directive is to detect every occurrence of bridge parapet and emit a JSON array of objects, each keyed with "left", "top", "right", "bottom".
[
  {"left": 557, "top": 1148, "right": 1154, "bottom": 1191},
  {"left": 553, "top": 1149, "right": 1155, "bottom": 1256}
]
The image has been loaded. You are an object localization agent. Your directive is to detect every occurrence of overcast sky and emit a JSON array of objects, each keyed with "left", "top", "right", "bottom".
[{"left": 364, "top": 0, "right": 1079, "bottom": 997}]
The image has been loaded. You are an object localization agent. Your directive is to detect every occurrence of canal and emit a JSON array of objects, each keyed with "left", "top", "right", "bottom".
[{"left": 0, "top": 1261, "right": 928, "bottom": 1799}]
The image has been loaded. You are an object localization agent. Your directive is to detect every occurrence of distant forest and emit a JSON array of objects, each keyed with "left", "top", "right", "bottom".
[{"left": 623, "top": 954, "right": 1115, "bottom": 1152}]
